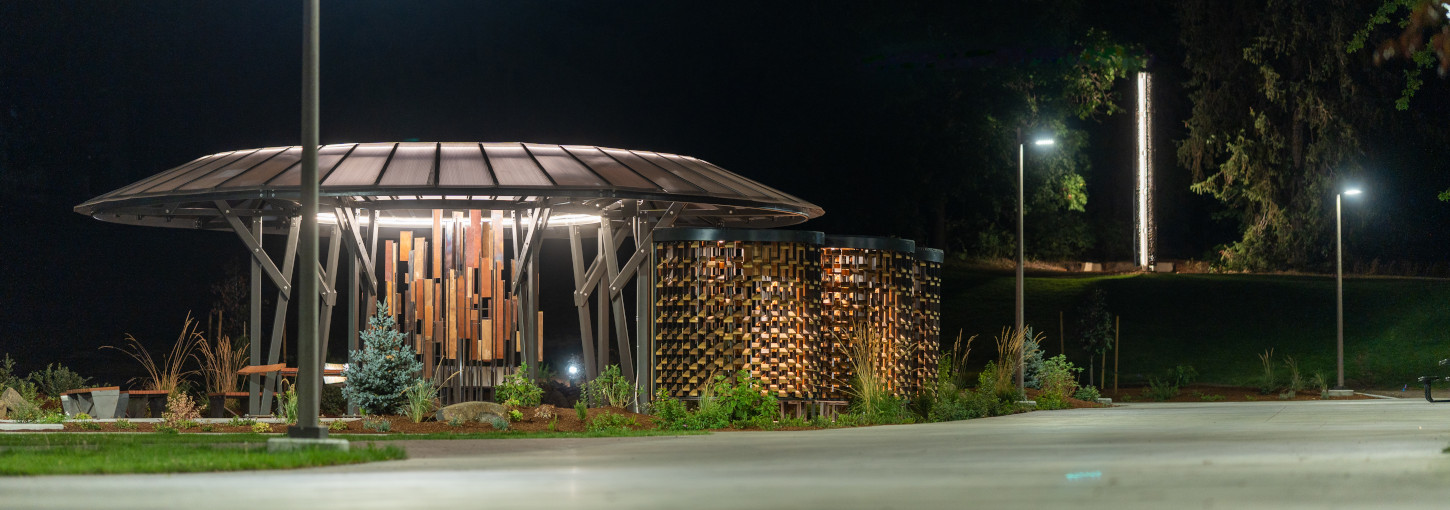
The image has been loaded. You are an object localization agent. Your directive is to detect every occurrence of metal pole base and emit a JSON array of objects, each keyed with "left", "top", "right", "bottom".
[{"left": 285, "top": 425, "right": 330, "bottom": 440}]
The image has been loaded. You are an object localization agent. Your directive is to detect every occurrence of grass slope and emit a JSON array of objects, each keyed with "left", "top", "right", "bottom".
[{"left": 942, "top": 265, "right": 1450, "bottom": 388}]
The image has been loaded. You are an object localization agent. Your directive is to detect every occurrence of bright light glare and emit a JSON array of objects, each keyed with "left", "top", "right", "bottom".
[
  {"left": 1343, "top": 189, "right": 1362, "bottom": 196},
  {"left": 1033, "top": 139, "right": 1055, "bottom": 146},
  {"left": 567, "top": 364, "right": 579, "bottom": 376},
  {"left": 316, "top": 212, "right": 599, "bottom": 227}
]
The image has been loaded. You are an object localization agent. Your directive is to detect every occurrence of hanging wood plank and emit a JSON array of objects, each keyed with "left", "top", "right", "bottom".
[
  {"left": 467, "top": 210, "right": 482, "bottom": 268},
  {"left": 432, "top": 210, "right": 443, "bottom": 283},
  {"left": 490, "top": 210, "right": 505, "bottom": 360},
  {"left": 399, "top": 231, "right": 413, "bottom": 262}
]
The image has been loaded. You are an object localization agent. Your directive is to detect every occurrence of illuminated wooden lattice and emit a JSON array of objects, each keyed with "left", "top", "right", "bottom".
[
  {"left": 911, "top": 248, "right": 944, "bottom": 393},
  {"left": 653, "top": 229, "right": 824, "bottom": 399},
  {"left": 820, "top": 236, "right": 917, "bottom": 400}
]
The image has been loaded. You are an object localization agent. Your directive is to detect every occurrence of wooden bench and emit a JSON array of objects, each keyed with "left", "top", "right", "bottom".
[
  {"left": 59, "top": 386, "right": 126, "bottom": 419},
  {"left": 122, "top": 390, "right": 169, "bottom": 418}
]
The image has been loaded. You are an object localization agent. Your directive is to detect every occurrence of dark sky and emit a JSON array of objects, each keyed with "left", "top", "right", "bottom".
[{"left": 1, "top": 1, "right": 1445, "bottom": 382}]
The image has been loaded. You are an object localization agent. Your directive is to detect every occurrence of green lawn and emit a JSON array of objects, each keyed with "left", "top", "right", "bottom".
[
  {"left": 0, "top": 434, "right": 403, "bottom": 476},
  {"left": 942, "top": 265, "right": 1450, "bottom": 388},
  {"left": 335, "top": 429, "right": 708, "bottom": 441}
]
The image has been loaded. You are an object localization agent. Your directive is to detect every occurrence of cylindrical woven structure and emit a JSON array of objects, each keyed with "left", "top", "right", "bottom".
[
  {"left": 653, "top": 228, "right": 825, "bottom": 399},
  {"left": 820, "top": 235, "right": 916, "bottom": 400},
  {"left": 912, "top": 247, "right": 944, "bottom": 393}
]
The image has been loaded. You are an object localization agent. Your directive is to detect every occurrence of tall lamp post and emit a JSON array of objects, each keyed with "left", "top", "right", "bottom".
[
  {"left": 1016, "top": 130, "right": 1054, "bottom": 393},
  {"left": 289, "top": 0, "right": 327, "bottom": 440},
  {"left": 1334, "top": 187, "right": 1362, "bottom": 391}
]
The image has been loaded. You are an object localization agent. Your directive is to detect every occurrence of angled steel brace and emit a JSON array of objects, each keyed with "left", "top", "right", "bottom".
[
  {"left": 608, "top": 202, "right": 682, "bottom": 296},
  {"left": 217, "top": 201, "right": 291, "bottom": 293},
  {"left": 260, "top": 216, "right": 301, "bottom": 414},
  {"left": 333, "top": 205, "right": 378, "bottom": 290},
  {"left": 317, "top": 224, "right": 342, "bottom": 357},
  {"left": 600, "top": 220, "right": 634, "bottom": 382},
  {"left": 568, "top": 225, "right": 598, "bottom": 381},
  {"left": 573, "top": 222, "right": 629, "bottom": 306},
  {"left": 509, "top": 205, "right": 551, "bottom": 295}
]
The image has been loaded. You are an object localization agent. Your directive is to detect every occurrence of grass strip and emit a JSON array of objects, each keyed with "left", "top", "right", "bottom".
[
  {"left": 336, "top": 429, "right": 709, "bottom": 440},
  {"left": 0, "top": 438, "right": 402, "bottom": 476}
]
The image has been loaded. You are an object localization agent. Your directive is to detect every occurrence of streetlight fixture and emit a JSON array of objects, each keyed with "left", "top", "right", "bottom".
[
  {"left": 1334, "top": 187, "right": 1362, "bottom": 391},
  {"left": 1016, "top": 129, "right": 1054, "bottom": 393}
]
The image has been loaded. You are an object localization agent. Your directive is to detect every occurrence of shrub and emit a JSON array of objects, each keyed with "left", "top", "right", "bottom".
[
  {"left": 581, "top": 364, "right": 635, "bottom": 408},
  {"left": 162, "top": 392, "right": 202, "bottom": 427},
  {"left": 587, "top": 411, "right": 637, "bottom": 432},
  {"left": 227, "top": 416, "right": 257, "bottom": 427},
  {"left": 508, "top": 409, "right": 523, "bottom": 422},
  {"left": 115, "top": 419, "right": 136, "bottom": 430},
  {"left": 1171, "top": 365, "right": 1199, "bottom": 387},
  {"left": 574, "top": 400, "right": 588, "bottom": 422},
  {"left": 697, "top": 371, "right": 778, "bottom": 429},
  {"left": 78, "top": 421, "right": 102, "bottom": 431},
  {"left": 496, "top": 363, "right": 543, "bottom": 407},
  {"left": 342, "top": 302, "right": 423, "bottom": 415},
  {"left": 1191, "top": 391, "right": 1225, "bottom": 402},
  {"left": 651, "top": 388, "right": 689, "bottom": 430},
  {"left": 199, "top": 424, "right": 214, "bottom": 432},
  {"left": 73, "top": 412, "right": 93, "bottom": 421},
  {"left": 1037, "top": 355, "right": 1081, "bottom": 400},
  {"left": 175, "top": 419, "right": 200, "bottom": 430},
  {"left": 1073, "top": 385, "right": 1101, "bottom": 402},
  {"left": 1036, "top": 392, "right": 1071, "bottom": 410},
  {"left": 328, "top": 420, "right": 348, "bottom": 432},
  {"left": 447, "top": 416, "right": 465, "bottom": 427},
  {"left": 1144, "top": 376, "right": 1179, "bottom": 401},
  {"left": 251, "top": 422, "right": 271, "bottom": 434},
  {"left": 320, "top": 385, "right": 347, "bottom": 416},
  {"left": 26, "top": 363, "right": 90, "bottom": 398},
  {"left": 401, "top": 378, "right": 440, "bottom": 423},
  {"left": 155, "top": 424, "right": 179, "bottom": 434}
]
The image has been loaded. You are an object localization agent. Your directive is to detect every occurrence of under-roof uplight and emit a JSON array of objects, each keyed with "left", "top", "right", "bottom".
[
  {"left": 1034, "top": 139, "right": 1055, "bottom": 146},
  {"left": 317, "top": 211, "right": 600, "bottom": 228},
  {"left": 1342, "top": 188, "right": 1362, "bottom": 196}
]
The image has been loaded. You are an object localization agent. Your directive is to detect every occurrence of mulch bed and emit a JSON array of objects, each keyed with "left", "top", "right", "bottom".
[
  {"left": 1106, "top": 384, "right": 1375, "bottom": 403},
  {"left": 55, "top": 406, "right": 657, "bottom": 434}
]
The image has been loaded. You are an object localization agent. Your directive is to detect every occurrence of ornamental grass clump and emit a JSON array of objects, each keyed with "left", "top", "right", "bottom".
[
  {"left": 401, "top": 378, "right": 442, "bottom": 423},
  {"left": 342, "top": 303, "right": 423, "bottom": 415},
  {"left": 103, "top": 313, "right": 203, "bottom": 394},
  {"left": 195, "top": 333, "right": 248, "bottom": 396}
]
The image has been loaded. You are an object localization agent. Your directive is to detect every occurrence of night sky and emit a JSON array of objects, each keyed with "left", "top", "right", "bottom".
[{"left": 2, "top": 1, "right": 1446, "bottom": 384}]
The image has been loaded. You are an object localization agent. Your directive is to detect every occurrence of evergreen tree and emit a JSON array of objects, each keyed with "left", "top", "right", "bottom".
[{"left": 342, "top": 302, "right": 422, "bottom": 415}]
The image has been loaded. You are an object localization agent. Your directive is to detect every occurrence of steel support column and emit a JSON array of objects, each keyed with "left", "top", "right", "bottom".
[
  {"left": 248, "top": 215, "right": 263, "bottom": 415},
  {"left": 568, "top": 225, "right": 598, "bottom": 381}
]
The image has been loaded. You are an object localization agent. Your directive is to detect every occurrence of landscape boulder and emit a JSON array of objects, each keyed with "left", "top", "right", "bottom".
[
  {"left": 1, "top": 387, "right": 36, "bottom": 419},
  {"left": 436, "top": 401, "right": 509, "bottom": 423}
]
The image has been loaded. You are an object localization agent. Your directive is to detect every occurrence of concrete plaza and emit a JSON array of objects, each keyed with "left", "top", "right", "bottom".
[{"left": 1, "top": 399, "right": 1447, "bottom": 509}]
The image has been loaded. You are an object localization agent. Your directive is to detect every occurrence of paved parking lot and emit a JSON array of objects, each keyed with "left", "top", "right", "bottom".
[{"left": 2, "top": 399, "right": 1447, "bottom": 509}]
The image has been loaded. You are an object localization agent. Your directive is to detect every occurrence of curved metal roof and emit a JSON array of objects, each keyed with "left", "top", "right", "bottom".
[{"left": 75, "top": 142, "right": 824, "bottom": 229}]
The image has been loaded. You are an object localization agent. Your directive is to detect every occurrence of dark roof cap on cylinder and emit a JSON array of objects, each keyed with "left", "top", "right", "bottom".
[
  {"left": 654, "top": 227, "right": 824, "bottom": 245},
  {"left": 916, "top": 247, "right": 944, "bottom": 263},
  {"left": 823, "top": 235, "right": 916, "bottom": 253}
]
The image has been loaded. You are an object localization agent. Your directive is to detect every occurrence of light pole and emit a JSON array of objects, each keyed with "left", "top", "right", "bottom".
[
  {"left": 1016, "top": 131, "right": 1053, "bottom": 393},
  {"left": 1335, "top": 187, "right": 1361, "bottom": 390},
  {"left": 289, "top": 0, "right": 326, "bottom": 440}
]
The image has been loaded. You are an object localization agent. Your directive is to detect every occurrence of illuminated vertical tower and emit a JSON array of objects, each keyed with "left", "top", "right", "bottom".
[{"left": 1135, "top": 71, "right": 1155, "bottom": 268}]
